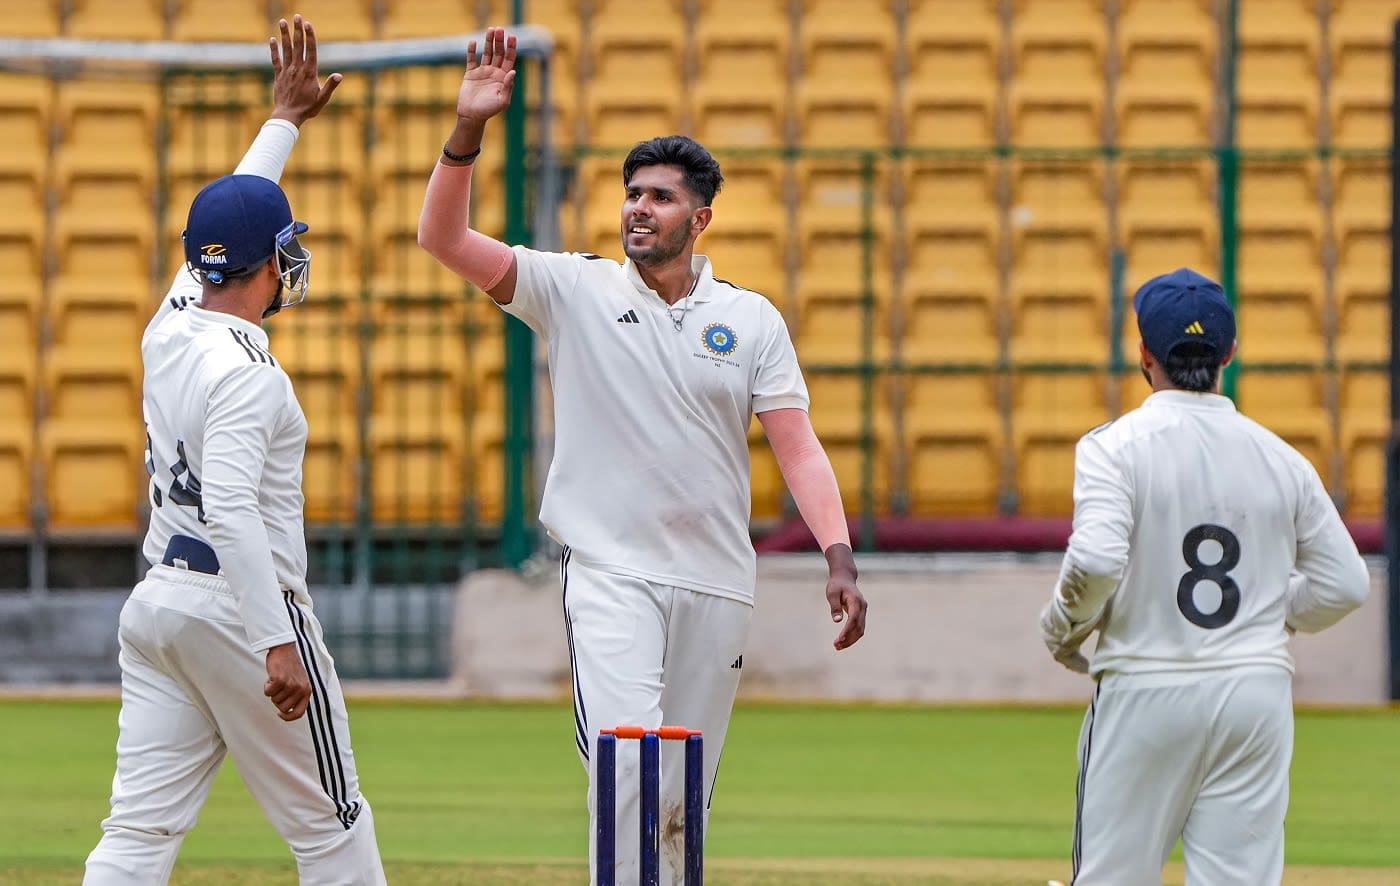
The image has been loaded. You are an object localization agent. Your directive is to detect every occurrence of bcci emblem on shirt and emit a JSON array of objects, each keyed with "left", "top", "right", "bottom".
[{"left": 702, "top": 323, "right": 738, "bottom": 356}]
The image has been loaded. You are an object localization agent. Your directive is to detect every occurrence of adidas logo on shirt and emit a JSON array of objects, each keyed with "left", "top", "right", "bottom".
[
  {"left": 730, "top": 655, "right": 743, "bottom": 670},
  {"left": 617, "top": 309, "right": 640, "bottom": 324}
]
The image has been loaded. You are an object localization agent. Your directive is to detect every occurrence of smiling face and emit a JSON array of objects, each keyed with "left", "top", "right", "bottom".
[{"left": 620, "top": 164, "right": 704, "bottom": 268}]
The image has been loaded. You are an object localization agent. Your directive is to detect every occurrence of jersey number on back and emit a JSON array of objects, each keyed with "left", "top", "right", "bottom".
[
  {"left": 1177, "top": 524, "right": 1240, "bottom": 629},
  {"left": 147, "top": 432, "right": 205, "bottom": 523}
]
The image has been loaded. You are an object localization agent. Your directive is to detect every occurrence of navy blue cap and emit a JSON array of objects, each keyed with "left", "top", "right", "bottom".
[
  {"left": 1134, "top": 268, "right": 1236, "bottom": 362},
  {"left": 182, "top": 174, "right": 308, "bottom": 281}
]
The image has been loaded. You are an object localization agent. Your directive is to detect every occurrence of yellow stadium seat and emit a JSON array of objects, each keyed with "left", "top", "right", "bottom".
[
  {"left": 904, "top": 373, "right": 1004, "bottom": 514},
  {"left": 1115, "top": 0, "right": 1215, "bottom": 146},
  {"left": 0, "top": 423, "right": 31, "bottom": 529},
  {"left": 1012, "top": 373, "right": 1109, "bottom": 515},
  {"left": 522, "top": 0, "right": 583, "bottom": 144},
  {"left": 1236, "top": 0, "right": 1320, "bottom": 148},
  {"left": 302, "top": 417, "right": 359, "bottom": 524},
  {"left": 164, "top": 76, "right": 264, "bottom": 178},
  {"left": 748, "top": 418, "right": 787, "bottom": 522},
  {"left": 1338, "top": 370, "right": 1387, "bottom": 517},
  {"left": 269, "top": 0, "right": 375, "bottom": 40},
  {"left": 1007, "top": 163, "right": 1108, "bottom": 362},
  {"left": 798, "top": 0, "right": 896, "bottom": 98},
  {"left": 1329, "top": 0, "right": 1400, "bottom": 147},
  {"left": 796, "top": 86, "right": 892, "bottom": 148},
  {"left": 7, "top": 0, "right": 60, "bottom": 35},
  {"left": 41, "top": 420, "right": 145, "bottom": 530},
  {"left": 1236, "top": 370, "right": 1332, "bottom": 474},
  {"left": 903, "top": 161, "right": 1001, "bottom": 362},
  {"left": 50, "top": 225, "right": 154, "bottom": 345},
  {"left": 170, "top": 0, "right": 270, "bottom": 41},
  {"left": 273, "top": 319, "right": 362, "bottom": 417},
  {"left": 54, "top": 82, "right": 158, "bottom": 186},
  {"left": 806, "top": 373, "right": 895, "bottom": 511},
  {"left": 702, "top": 161, "right": 788, "bottom": 299},
  {"left": 1008, "top": 0, "right": 1106, "bottom": 146},
  {"left": 469, "top": 413, "right": 504, "bottom": 523},
  {"left": 1236, "top": 161, "right": 1324, "bottom": 361},
  {"left": 369, "top": 420, "right": 466, "bottom": 523},
  {"left": 587, "top": 0, "right": 686, "bottom": 146},
  {"left": 380, "top": 0, "right": 474, "bottom": 38},
  {"left": 65, "top": 0, "right": 166, "bottom": 39},
  {"left": 44, "top": 347, "right": 142, "bottom": 423},
  {"left": 903, "top": 229, "right": 1001, "bottom": 365},
  {"left": 370, "top": 331, "right": 469, "bottom": 427},
  {"left": 905, "top": 0, "right": 1000, "bottom": 146},
  {"left": 1332, "top": 158, "right": 1388, "bottom": 362},
  {"left": 0, "top": 354, "right": 35, "bottom": 439},
  {"left": 0, "top": 74, "right": 50, "bottom": 182},
  {"left": 693, "top": 14, "right": 789, "bottom": 147},
  {"left": 0, "top": 173, "right": 44, "bottom": 348}
]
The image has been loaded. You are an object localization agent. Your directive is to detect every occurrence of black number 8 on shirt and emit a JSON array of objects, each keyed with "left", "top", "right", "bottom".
[{"left": 1177, "top": 523, "right": 1241, "bottom": 629}]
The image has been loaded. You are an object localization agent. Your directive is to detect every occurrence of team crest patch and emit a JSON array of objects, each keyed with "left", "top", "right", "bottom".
[{"left": 701, "top": 323, "right": 738, "bottom": 356}]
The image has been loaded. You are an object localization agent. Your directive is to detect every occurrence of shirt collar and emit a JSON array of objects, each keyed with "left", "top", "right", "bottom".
[
  {"left": 1143, "top": 389, "right": 1237, "bottom": 412},
  {"left": 188, "top": 303, "right": 271, "bottom": 347},
  {"left": 623, "top": 254, "right": 715, "bottom": 305}
]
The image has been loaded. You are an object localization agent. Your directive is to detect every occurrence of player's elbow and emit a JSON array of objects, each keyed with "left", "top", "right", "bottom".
[
  {"left": 1069, "top": 548, "right": 1127, "bottom": 586},
  {"left": 1337, "top": 555, "right": 1372, "bottom": 609}
]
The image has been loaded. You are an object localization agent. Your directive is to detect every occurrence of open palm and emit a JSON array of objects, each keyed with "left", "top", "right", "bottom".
[{"left": 457, "top": 27, "right": 517, "bottom": 122}]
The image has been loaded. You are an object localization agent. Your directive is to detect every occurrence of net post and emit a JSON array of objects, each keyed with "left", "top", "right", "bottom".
[
  {"left": 501, "top": 10, "right": 535, "bottom": 568},
  {"left": 1218, "top": 0, "right": 1240, "bottom": 402}
]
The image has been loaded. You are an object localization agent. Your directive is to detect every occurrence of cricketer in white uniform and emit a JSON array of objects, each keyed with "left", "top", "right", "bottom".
[
  {"left": 417, "top": 29, "right": 869, "bottom": 884},
  {"left": 1039, "top": 268, "right": 1371, "bottom": 886},
  {"left": 85, "top": 18, "right": 385, "bottom": 885}
]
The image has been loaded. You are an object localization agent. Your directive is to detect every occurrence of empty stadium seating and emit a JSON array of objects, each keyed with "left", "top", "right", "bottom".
[
  {"left": 904, "top": 374, "right": 1005, "bottom": 514},
  {"left": 1012, "top": 373, "right": 1109, "bottom": 515},
  {"left": 1339, "top": 370, "right": 1387, "bottom": 517},
  {"left": 1115, "top": 0, "right": 1215, "bottom": 146},
  {"left": 7, "top": 0, "right": 1390, "bottom": 545},
  {"left": 1236, "top": 0, "right": 1320, "bottom": 148},
  {"left": 905, "top": 0, "right": 1001, "bottom": 146},
  {"left": 1008, "top": 0, "right": 1106, "bottom": 146}
]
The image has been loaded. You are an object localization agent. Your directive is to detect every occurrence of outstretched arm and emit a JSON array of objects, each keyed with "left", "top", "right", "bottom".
[
  {"left": 152, "top": 15, "right": 341, "bottom": 330},
  {"left": 759, "top": 407, "right": 868, "bottom": 651},
  {"left": 418, "top": 27, "right": 520, "bottom": 304},
  {"left": 233, "top": 15, "right": 342, "bottom": 182}
]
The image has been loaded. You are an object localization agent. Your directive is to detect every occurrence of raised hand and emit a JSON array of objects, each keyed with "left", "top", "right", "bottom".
[
  {"left": 269, "top": 15, "right": 343, "bottom": 128},
  {"left": 457, "top": 27, "right": 517, "bottom": 123}
]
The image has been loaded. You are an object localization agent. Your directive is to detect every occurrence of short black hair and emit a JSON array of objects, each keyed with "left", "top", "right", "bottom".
[
  {"left": 622, "top": 136, "right": 724, "bottom": 206},
  {"left": 1163, "top": 341, "right": 1224, "bottom": 392}
]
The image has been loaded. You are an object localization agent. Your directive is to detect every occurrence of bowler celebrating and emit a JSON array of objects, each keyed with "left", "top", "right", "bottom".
[
  {"left": 85, "top": 18, "right": 385, "bottom": 885},
  {"left": 1039, "top": 268, "right": 1370, "bottom": 885},
  {"left": 418, "top": 28, "right": 869, "bottom": 884}
]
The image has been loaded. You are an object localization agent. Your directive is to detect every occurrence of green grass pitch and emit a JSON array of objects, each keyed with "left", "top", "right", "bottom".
[{"left": 1, "top": 700, "right": 1397, "bottom": 884}]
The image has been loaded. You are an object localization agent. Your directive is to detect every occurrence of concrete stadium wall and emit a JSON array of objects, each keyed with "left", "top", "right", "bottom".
[
  {"left": 452, "top": 554, "right": 1391, "bottom": 706},
  {"left": 1, "top": 554, "right": 1387, "bottom": 705}
]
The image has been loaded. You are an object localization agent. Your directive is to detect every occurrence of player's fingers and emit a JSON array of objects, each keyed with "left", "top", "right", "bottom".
[
  {"left": 481, "top": 27, "right": 496, "bottom": 67},
  {"left": 465, "top": 39, "right": 478, "bottom": 71},
  {"left": 268, "top": 37, "right": 282, "bottom": 76},
  {"left": 834, "top": 608, "right": 865, "bottom": 649},
  {"left": 279, "top": 18, "right": 293, "bottom": 67},
  {"left": 304, "top": 19, "right": 318, "bottom": 68},
  {"left": 504, "top": 33, "right": 517, "bottom": 70},
  {"left": 292, "top": 14, "right": 305, "bottom": 61},
  {"left": 312, "top": 74, "right": 342, "bottom": 113}
]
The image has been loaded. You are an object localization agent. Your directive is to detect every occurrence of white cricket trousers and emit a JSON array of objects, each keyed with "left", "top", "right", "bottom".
[
  {"left": 84, "top": 565, "right": 386, "bottom": 885},
  {"left": 561, "top": 549, "right": 753, "bottom": 886},
  {"left": 1072, "top": 665, "right": 1294, "bottom": 886}
]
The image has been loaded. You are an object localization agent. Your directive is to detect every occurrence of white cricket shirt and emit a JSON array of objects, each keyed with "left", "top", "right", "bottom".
[
  {"left": 1056, "top": 390, "right": 1369, "bottom": 676},
  {"left": 141, "top": 272, "right": 309, "bottom": 651},
  {"left": 502, "top": 248, "right": 808, "bottom": 603}
]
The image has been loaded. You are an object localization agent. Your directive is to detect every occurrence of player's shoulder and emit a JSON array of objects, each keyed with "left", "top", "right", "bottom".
[{"left": 1232, "top": 408, "right": 1317, "bottom": 473}]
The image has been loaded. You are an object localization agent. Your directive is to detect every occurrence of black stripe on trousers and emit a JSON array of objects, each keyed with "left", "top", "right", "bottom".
[
  {"left": 1071, "top": 682, "right": 1100, "bottom": 884},
  {"left": 561, "top": 546, "right": 590, "bottom": 760},
  {"left": 284, "top": 592, "right": 360, "bottom": 830}
]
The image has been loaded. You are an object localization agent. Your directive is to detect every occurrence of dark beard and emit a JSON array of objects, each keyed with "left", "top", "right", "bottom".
[{"left": 623, "top": 224, "right": 688, "bottom": 267}]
